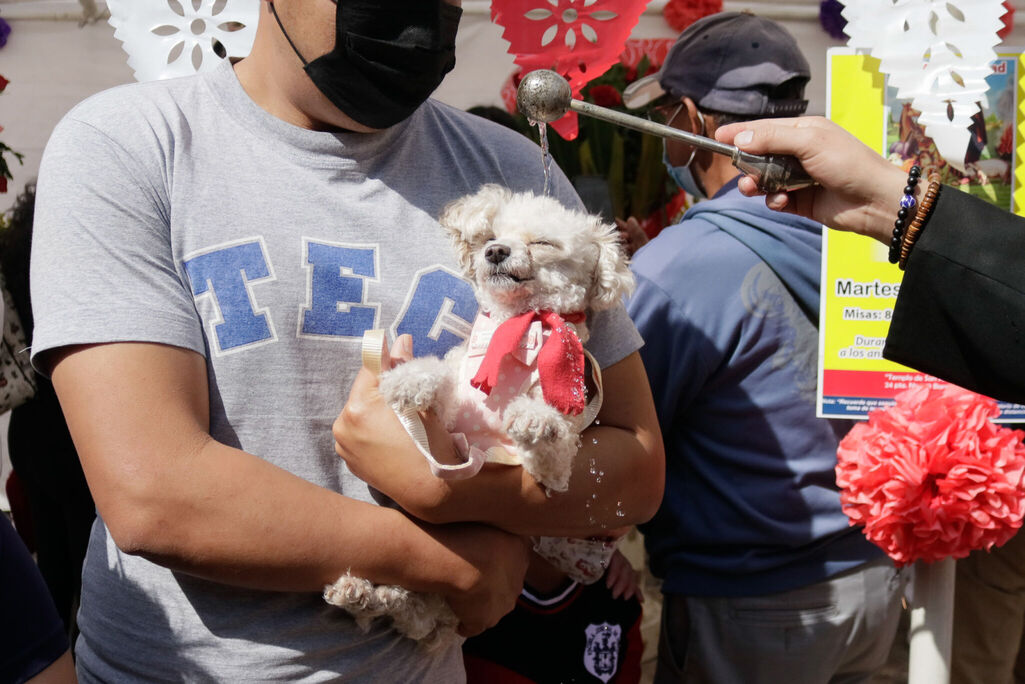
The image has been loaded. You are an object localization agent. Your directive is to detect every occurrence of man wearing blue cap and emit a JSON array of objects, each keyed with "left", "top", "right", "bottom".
[{"left": 623, "top": 12, "right": 907, "bottom": 683}]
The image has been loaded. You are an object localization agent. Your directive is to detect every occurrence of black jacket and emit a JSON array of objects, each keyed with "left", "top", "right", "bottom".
[{"left": 885, "top": 187, "right": 1025, "bottom": 404}]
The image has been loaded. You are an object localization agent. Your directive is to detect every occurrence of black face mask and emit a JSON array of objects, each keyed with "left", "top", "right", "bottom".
[{"left": 270, "top": 1, "right": 461, "bottom": 129}]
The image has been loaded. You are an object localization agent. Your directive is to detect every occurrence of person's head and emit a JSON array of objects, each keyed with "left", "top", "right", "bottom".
[
  {"left": 624, "top": 11, "right": 809, "bottom": 197},
  {"left": 242, "top": 0, "right": 463, "bottom": 132}
]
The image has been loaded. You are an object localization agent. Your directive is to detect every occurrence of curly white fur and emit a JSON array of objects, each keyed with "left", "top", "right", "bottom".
[
  {"left": 326, "top": 185, "right": 635, "bottom": 648},
  {"left": 324, "top": 573, "right": 460, "bottom": 652}
]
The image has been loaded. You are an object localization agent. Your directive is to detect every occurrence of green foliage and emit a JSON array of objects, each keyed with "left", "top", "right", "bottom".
[{"left": 0, "top": 141, "right": 24, "bottom": 185}]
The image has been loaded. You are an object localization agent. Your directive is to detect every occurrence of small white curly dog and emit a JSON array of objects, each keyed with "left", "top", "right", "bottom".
[{"left": 324, "top": 183, "right": 635, "bottom": 649}]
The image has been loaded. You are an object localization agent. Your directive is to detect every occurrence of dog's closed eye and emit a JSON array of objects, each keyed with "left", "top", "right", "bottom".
[{"left": 529, "top": 240, "right": 559, "bottom": 249}]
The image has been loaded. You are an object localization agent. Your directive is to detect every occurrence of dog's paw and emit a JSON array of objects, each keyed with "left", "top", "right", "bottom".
[
  {"left": 503, "top": 396, "right": 569, "bottom": 446},
  {"left": 520, "top": 441, "right": 577, "bottom": 493},
  {"left": 379, "top": 358, "right": 452, "bottom": 413},
  {"left": 502, "top": 397, "right": 580, "bottom": 492}
]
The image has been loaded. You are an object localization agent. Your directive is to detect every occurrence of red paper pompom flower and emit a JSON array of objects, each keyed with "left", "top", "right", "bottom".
[{"left": 836, "top": 385, "right": 1025, "bottom": 566}]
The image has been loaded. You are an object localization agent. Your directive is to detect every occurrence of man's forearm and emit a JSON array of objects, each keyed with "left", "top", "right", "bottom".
[
  {"left": 108, "top": 437, "right": 468, "bottom": 595},
  {"left": 415, "top": 422, "right": 663, "bottom": 537}
]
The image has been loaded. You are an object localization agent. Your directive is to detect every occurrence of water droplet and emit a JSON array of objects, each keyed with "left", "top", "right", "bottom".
[
  {"left": 595, "top": 476, "right": 602, "bottom": 483},
  {"left": 591, "top": 438, "right": 599, "bottom": 445},
  {"left": 536, "top": 122, "right": 554, "bottom": 196},
  {"left": 616, "top": 509, "right": 625, "bottom": 518}
]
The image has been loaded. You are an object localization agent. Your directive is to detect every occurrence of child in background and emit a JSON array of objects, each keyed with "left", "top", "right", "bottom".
[{"left": 463, "top": 545, "right": 644, "bottom": 684}]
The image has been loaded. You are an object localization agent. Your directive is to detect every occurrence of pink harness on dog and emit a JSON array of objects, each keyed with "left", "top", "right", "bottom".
[{"left": 446, "top": 311, "right": 602, "bottom": 477}]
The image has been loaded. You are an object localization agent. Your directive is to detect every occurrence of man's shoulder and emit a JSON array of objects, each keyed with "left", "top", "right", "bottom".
[
  {"left": 420, "top": 99, "right": 537, "bottom": 151},
  {"left": 67, "top": 74, "right": 205, "bottom": 126},
  {"left": 635, "top": 211, "right": 757, "bottom": 269},
  {"left": 49, "top": 73, "right": 215, "bottom": 166},
  {"left": 688, "top": 188, "right": 822, "bottom": 233}
]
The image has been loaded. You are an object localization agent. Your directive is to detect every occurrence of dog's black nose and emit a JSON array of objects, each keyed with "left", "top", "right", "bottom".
[{"left": 485, "top": 244, "right": 510, "bottom": 264}]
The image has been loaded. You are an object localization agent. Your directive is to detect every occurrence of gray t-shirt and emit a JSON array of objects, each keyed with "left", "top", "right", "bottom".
[{"left": 31, "top": 60, "right": 642, "bottom": 682}]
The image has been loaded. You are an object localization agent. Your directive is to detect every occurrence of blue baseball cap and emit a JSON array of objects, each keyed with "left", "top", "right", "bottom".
[{"left": 623, "top": 11, "right": 809, "bottom": 116}]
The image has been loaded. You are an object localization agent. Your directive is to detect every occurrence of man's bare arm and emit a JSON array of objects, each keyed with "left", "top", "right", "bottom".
[{"left": 49, "top": 342, "right": 527, "bottom": 634}]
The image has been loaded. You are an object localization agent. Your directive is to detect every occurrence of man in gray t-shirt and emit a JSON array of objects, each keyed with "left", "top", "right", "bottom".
[{"left": 31, "top": 1, "right": 663, "bottom": 681}]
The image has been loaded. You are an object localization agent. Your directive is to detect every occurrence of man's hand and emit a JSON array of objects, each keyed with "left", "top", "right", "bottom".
[
  {"left": 615, "top": 216, "right": 649, "bottom": 257},
  {"left": 716, "top": 116, "right": 907, "bottom": 244},
  {"left": 427, "top": 521, "right": 529, "bottom": 636},
  {"left": 332, "top": 335, "right": 462, "bottom": 514},
  {"left": 605, "top": 549, "right": 642, "bottom": 602}
]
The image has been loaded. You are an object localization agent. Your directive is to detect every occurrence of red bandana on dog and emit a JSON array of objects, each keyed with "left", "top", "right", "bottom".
[{"left": 471, "top": 310, "right": 587, "bottom": 415}]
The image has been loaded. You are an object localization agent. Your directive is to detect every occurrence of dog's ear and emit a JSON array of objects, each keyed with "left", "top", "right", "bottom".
[
  {"left": 590, "top": 218, "right": 636, "bottom": 309},
  {"left": 439, "top": 184, "right": 511, "bottom": 278}
]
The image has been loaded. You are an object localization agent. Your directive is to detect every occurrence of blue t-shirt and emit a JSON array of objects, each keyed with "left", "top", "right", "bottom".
[{"left": 627, "top": 179, "right": 882, "bottom": 597}]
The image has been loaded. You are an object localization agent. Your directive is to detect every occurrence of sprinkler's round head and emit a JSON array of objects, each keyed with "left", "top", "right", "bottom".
[{"left": 516, "top": 70, "right": 572, "bottom": 123}]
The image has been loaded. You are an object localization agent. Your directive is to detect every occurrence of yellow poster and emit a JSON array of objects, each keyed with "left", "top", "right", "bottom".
[{"left": 818, "top": 48, "right": 1025, "bottom": 420}]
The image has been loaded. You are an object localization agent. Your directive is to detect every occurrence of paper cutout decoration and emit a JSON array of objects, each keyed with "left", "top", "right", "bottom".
[
  {"left": 108, "top": 0, "right": 258, "bottom": 82},
  {"left": 842, "top": 0, "right": 1004, "bottom": 171},
  {"left": 492, "top": 0, "right": 648, "bottom": 140},
  {"left": 499, "top": 37, "right": 673, "bottom": 116},
  {"left": 999, "top": 0, "right": 1016, "bottom": 40}
]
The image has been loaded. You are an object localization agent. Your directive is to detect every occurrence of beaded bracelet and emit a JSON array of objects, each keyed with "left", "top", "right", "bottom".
[
  {"left": 888, "top": 165, "right": 922, "bottom": 264},
  {"left": 898, "top": 173, "right": 941, "bottom": 270}
]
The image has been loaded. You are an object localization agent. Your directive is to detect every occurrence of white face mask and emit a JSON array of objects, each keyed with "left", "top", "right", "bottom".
[{"left": 661, "top": 106, "right": 707, "bottom": 199}]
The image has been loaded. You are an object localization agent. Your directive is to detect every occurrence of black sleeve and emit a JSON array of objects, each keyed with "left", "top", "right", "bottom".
[
  {"left": 0, "top": 515, "right": 69, "bottom": 684},
  {"left": 884, "top": 187, "right": 1025, "bottom": 404}
]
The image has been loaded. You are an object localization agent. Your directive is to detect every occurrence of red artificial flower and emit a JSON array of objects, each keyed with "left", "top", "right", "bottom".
[
  {"left": 0, "top": 74, "right": 8, "bottom": 94},
  {"left": 619, "top": 38, "right": 672, "bottom": 74},
  {"left": 588, "top": 84, "right": 622, "bottom": 108},
  {"left": 836, "top": 385, "right": 1025, "bottom": 566},
  {"left": 662, "top": 0, "right": 722, "bottom": 33}
]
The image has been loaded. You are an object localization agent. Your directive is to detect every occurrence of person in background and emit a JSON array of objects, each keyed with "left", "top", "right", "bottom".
[
  {"left": 0, "top": 183, "right": 94, "bottom": 644},
  {"left": 1, "top": 513, "right": 76, "bottom": 684},
  {"left": 463, "top": 547, "right": 645, "bottom": 684},
  {"left": 621, "top": 12, "right": 907, "bottom": 683},
  {"left": 717, "top": 112, "right": 1025, "bottom": 684},
  {"left": 31, "top": 0, "right": 662, "bottom": 680}
]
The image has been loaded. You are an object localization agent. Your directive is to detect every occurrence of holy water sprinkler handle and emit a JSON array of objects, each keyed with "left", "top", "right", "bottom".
[
  {"left": 515, "top": 69, "right": 818, "bottom": 194},
  {"left": 733, "top": 150, "right": 817, "bottom": 194}
]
